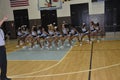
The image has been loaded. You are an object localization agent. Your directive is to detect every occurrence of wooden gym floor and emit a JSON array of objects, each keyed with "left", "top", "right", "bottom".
[{"left": 5, "top": 39, "right": 120, "bottom": 80}]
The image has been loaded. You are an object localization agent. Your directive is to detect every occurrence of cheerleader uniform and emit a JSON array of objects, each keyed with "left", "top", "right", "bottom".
[
  {"left": 81, "top": 27, "right": 89, "bottom": 34},
  {"left": 62, "top": 28, "right": 68, "bottom": 36}
]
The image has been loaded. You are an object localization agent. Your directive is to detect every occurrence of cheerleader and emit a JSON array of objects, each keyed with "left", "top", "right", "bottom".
[
  {"left": 47, "top": 24, "right": 55, "bottom": 49},
  {"left": 29, "top": 26, "right": 38, "bottom": 49},
  {"left": 37, "top": 27, "right": 42, "bottom": 36},
  {"left": 16, "top": 26, "right": 29, "bottom": 47},
  {"left": 80, "top": 23, "right": 91, "bottom": 46},
  {"left": 54, "top": 26, "right": 61, "bottom": 50},
  {"left": 16, "top": 27, "right": 23, "bottom": 47},
  {"left": 24, "top": 25, "right": 39, "bottom": 49},
  {"left": 90, "top": 21, "right": 97, "bottom": 41},
  {"left": 68, "top": 26, "right": 79, "bottom": 47},
  {"left": 60, "top": 23, "right": 69, "bottom": 48},
  {"left": 21, "top": 27, "right": 29, "bottom": 48},
  {"left": 94, "top": 22, "right": 104, "bottom": 42},
  {"left": 40, "top": 27, "right": 49, "bottom": 49}
]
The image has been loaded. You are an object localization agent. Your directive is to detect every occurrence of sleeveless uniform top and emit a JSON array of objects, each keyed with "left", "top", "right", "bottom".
[
  {"left": 41, "top": 31, "right": 48, "bottom": 37},
  {"left": 17, "top": 31, "right": 23, "bottom": 36},
  {"left": 62, "top": 28, "right": 67, "bottom": 34},
  {"left": 90, "top": 25, "right": 96, "bottom": 32},
  {"left": 70, "top": 29, "right": 75, "bottom": 34},
  {"left": 95, "top": 26, "right": 99, "bottom": 31},
  {"left": 0, "top": 28, "right": 5, "bottom": 46},
  {"left": 82, "top": 27, "right": 87, "bottom": 33},
  {"left": 48, "top": 30, "right": 54, "bottom": 36},
  {"left": 22, "top": 30, "right": 29, "bottom": 37},
  {"left": 37, "top": 30, "right": 42, "bottom": 35},
  {"left": 31, "top": 31, "right": 37, "bottom": 37}
]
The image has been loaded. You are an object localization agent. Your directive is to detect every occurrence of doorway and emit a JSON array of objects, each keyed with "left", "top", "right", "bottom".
[
  {"left": 105, "top": 0, "right": 120, "bottom": 32},
  {"left": 40, "top": 10, "right": 57, "bottom": 31},
  {"left": 70, "top": 3, "right": 89, "bottom": 26},
  {"left": 13, "top": 9, "right": 29, "bottom": 30}
]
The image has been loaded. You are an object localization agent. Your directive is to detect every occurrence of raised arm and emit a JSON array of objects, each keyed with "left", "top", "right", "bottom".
[{"left": 0, "top": 16, "right": 8, "bottom": 27}]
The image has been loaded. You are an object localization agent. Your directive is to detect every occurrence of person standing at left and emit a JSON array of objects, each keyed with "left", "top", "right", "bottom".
[{"left": 0, "top": 16, "right": 11, "bottom": 80}]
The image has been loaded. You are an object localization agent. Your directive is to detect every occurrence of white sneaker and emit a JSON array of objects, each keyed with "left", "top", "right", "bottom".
[
  {"left": 22, "top": 46, "right": 27, "bottom": 49},
  {"left": 33, "top": 46, "right": 36, "bottom": 48},
  {"left": 97, "top": 40, "right": 100, "bottom": 43},
  {"left": 57, "top": 47, "right": 60, "bottom": 50},
  {"left": 20, "top": 42, "right": 23, "bottom": 45},
  {"left": 46, "top": 47, "right": 50, "bottom": 50},
  {"left": 89, "top": 41, "right": 92, "bottom": 44},
  {"left": 28, "top": 47, "right": 33, "bottom": 50},
  {"left": 35, "top": 44, "right": 39, "bottom": 48},
  {"left": 80, "top": 43, "right": 82, "bottom": 46},
  {"left": 16, "top": 45, "right": 20, "bottom": 48},
  {"left": 70, "top": 46, "right": 73, "bottom": 48},
  {"left": 60, "top": 46, "right": 64, "bottom": 49},
  {"left": 67, "top": 44, "right": 70, "bottom": 46}
]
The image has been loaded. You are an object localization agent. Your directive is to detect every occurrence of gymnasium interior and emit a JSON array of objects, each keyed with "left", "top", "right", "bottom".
[{"left": 0, "top": 0, "right": 120, "bottom": 80}]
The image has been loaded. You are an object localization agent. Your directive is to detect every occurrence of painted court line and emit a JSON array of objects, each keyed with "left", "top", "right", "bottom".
[
  {"left": 9, "top": 63, "right": 120, "bottom": 78},
  {"left": 88, "top": 42, "right": 93, "bottom": 80},
  {"left": 8, "top": 60, "right": 59, "bottom": 61},
  {"left": 10, "top": 47, "right": 73, "bottom": 77}
]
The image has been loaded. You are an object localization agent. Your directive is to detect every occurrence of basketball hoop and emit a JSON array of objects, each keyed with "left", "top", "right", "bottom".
[
  {"left": 48, "top": 3, "right": 52, "bottom": 7},
  {"left": 44, "top": 2, "right": 51, "bottom": 7}
]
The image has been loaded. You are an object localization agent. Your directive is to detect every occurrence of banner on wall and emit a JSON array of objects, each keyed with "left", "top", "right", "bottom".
[{"left": 10, "top": 0, "right": 29, "bottom": 7}]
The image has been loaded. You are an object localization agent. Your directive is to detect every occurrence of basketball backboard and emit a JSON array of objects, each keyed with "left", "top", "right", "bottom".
[{"left": 38, "top": 0, "right": 62, "bottom": 10}]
